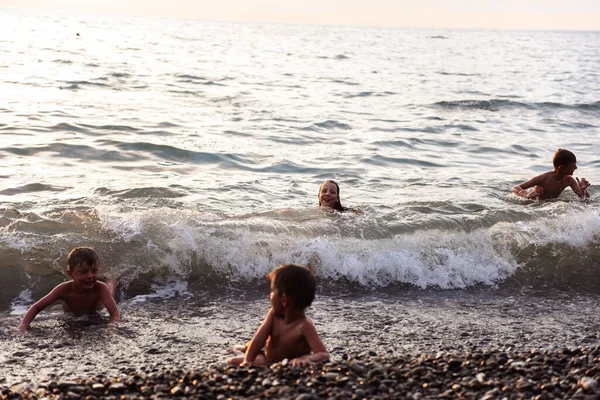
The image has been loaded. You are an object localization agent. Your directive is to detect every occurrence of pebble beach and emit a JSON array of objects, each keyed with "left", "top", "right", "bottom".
[
  {"left": 2, "top": 291, "right": 600, "bottom": 398},
  {"left": 3, "top": 347, "right": 600, "bottom": 399}
]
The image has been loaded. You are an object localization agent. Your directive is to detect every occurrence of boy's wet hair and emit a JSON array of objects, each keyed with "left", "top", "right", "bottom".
[
  {"left": 318, "top": 180, "right": 345, "bottom": 212},
  {"left": 67, "top": 247, "right": 99, "bottom": 271},
  {"left": 553, "top": 148, "right": 576, "bottom": 168},
  {"left": 268, "top": 264, "right": 315, "bottom": 309}
]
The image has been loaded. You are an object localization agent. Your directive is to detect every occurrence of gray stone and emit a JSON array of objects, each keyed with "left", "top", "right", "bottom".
[
  {"left": 579, "top": 377, "right": 599, "bottom": 392},
  {"left": 350, "top": 361, "right": 366, "bottom": 375},
  {"left": 108, "top": 382, "right": 127, "bottom": 393}
]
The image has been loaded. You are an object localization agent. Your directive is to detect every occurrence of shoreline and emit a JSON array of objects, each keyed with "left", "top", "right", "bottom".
[
  {"left": 2, "top": 291, "right": 600, "bottom": 394},
  {"left": 3, "top": 347, "right": 600, "bottom": 399}
]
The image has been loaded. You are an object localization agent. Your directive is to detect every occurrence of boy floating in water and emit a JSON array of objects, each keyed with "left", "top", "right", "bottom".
[
  {"left": 228, "top": 264, "right": 329, "bottom": 366},
  {"left": 512, "top": 148, "right": 590, "bottom": 200},
  {"left": 17, "top": 247, "right": 120, "bottom": 331}
]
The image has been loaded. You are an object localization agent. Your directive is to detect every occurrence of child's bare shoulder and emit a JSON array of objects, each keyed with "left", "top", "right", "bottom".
[
  {"left": 53, "top": 281, "right": 74, "bottom": 293},
  {"left": 94, "top": 280, "right": 110, "bottom": 289},
  {"left": 536, "top": 170, "right": 554, "bottom": 180},
  {"left": 300, "top": 315, "right": 318, "bottom": 330}
]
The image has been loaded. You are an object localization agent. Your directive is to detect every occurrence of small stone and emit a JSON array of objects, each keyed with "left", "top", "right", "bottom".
[
  {"left": 482, "top": 388, "right": 501, "bottom": 400},
  {"left": 295, "top": 394, "right": 317, "bottom": 400},
  {"left": 170, "top": 386, "right": 184, "bottom": 396},
  {"left": 579, "top": 377, "right": 599, "bottom": 392},
  {"left": 66, "top": 391, "right": 81, "bottom": 400},
  {"left": 140, "top": 385, "right": 153, "bottom": 396},
  {"left": 448, "top": 359, "right": 463, "bottom": 371},
  {"left": 475, "top": 373, "right": 486, "bottom": 384},
  {"left": 350, "top": 361, "right": 366, "bottom": 375},
  {"left": 91, "top": 383, "right": 105, "bottom": 392},
  {"left": 68, "top": 386, "right": 85, "bottom": 394},
  {"left": 108, "top": 383, "right": 127, "bottom": 393},
  {"left": 14, "top": 383, "right": 33, "bottom": 394}
]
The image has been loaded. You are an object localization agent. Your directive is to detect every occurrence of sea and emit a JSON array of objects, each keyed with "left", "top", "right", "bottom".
[{"left": 1, "top": 8, "right": 600, "bottom": 385}]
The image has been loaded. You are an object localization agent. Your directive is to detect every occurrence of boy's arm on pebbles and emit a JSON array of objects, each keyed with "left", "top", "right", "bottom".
[
  {"left": 17, "top": 283, "right": 69, "bottom": 331},
  {"left": 290, "top": 320, "right": 329, "bottom": 367},
  {"left": 99, "top": 282, "right": 121, "bottom": 326},
  {"left": 243, "top": 308, "right": 275, "bottom": 364}
]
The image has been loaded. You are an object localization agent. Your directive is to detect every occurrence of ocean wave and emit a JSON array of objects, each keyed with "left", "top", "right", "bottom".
[
  {"left": 106, "top": 141, "right": 254, "bottom": 166},
  {"left": 58, "top": 80, "right": 109, "bottom": 88},
  {"left": 360, "top": 155, "right": 444, "bottom": 168},
  {"left": 344, "top": 91, "right": 396, "bottom": 99},
  {"left": 433, "top": 99, "right": 600, "bottom": 111},
  {"left": 0, "top": 183, "right": 69, "bottom": 196},
  {"left": 299, "top": 120, "right": 352, "bottom": 132},
  {"left": 94, "top": 187, "right": 188, "bottom": 199},
  {"left": 1, "top": 205, "right": 599, "bottom": 307}
]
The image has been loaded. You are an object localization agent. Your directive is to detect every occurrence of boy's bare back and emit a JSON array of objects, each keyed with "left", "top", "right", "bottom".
[
  {"left": 263, "top": 309, "right": 319, "bottom": 363},
  {"left": 515, "top": 171, "right": 583, "bottom": 200},
  {"left": 513, "top": 149, "right": 590, "bottom": 200},
  {"left": 228, "top": 264, "right": 329, "bottom": 367}
]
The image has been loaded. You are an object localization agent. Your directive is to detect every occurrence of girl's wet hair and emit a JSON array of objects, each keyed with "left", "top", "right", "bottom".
[
  {"left": 318, "top": 180, "right": 346, "bottom": 212},
  {"left": 268, "top": 264, "right": 315, "bottom": 310},
  {"left": 67, "top": 247, "right": 99, "bottom": 271}
]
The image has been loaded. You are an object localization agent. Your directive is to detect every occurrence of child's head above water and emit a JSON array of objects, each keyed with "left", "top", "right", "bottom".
[
  {"left": 67, "top": 247, "right": 99, "bottom": 272},
  {"left": 553, "top": 148, "right": 577, "bottom": 173},
  {"left": 318, "top": 180, "right": 344, "bottom": 211},
  {"left": 268, "top": 264, "right": 315, "bottom": 310}
]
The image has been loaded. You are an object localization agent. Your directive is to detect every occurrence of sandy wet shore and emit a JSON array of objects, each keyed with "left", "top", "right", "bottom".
[{"left": 1, "top": 290, "right": 599, "bottom": 397}]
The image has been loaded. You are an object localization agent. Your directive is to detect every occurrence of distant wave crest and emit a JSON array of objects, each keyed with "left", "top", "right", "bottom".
[{"left": 433, "top": 99, "right": 600, "bottom": 111}]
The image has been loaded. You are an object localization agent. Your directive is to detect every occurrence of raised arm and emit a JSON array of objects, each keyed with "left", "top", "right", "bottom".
[
  {"left": 17, "top": 283, "right": 68, "bottom": 331},
  {"left": 568, "top": 176, "right": 590, "bottom": 199},
  {"left": 243, "top": 308, "right": 275, "bottom": 364},
  {"left": 290, "top": 320, "right": 329, "bottom": 366},
  {"left": 98, "top": 282, "right": 121, "bottom": 327}
]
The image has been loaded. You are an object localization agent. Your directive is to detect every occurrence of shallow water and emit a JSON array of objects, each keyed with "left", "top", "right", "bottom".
[{"left": 2, "top": 290, "right": 599, "bottom": 385}]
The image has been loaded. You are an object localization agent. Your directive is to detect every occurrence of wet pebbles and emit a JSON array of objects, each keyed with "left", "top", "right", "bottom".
[{"left": 3, "top": 346, "right": 600, "bottom": 399}]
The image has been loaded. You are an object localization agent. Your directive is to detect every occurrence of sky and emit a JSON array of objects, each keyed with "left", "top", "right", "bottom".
[{"left": 3, "top": 0, "right": 600, "bottom": 31}]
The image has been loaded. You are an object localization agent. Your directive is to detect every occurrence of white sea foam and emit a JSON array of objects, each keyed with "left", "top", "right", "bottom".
[
  {"left": 96, "top": 206, "right": 526, "bottom": 289},
  {"left": 10, "top": 289, "right": 33, "bottom": 315},
  {"left": 128, "top": 279, "right": 192, "bottom": 303}
]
